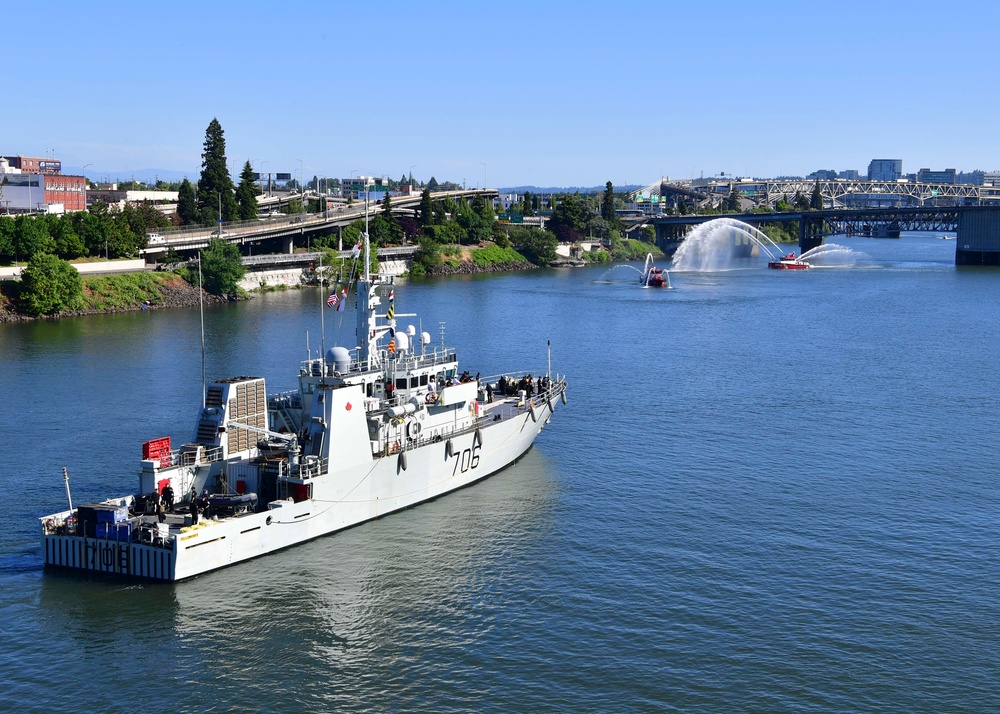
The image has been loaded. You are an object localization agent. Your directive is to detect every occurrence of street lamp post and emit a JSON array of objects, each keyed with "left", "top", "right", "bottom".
[
  {"left": 81, "top": 164, "right": 93, "bottom": 211},
  {"left": 259, "top": 160, "right": 269, "bottom": 197},
  {"left": 481, "top": 162, "right": 487, "bottom": 190},
  {"left": 296, "top": 159, "right": 303, "bottom": 200}
]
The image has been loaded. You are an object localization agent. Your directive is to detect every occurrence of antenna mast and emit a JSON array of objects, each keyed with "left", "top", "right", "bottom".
[{"left": 198, "top": 253, "right": 206, "bottom": 409}]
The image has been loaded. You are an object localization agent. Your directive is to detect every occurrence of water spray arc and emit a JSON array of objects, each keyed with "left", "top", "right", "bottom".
[{"left": 671, "top": 218, "right": 785, "bottom": 272}]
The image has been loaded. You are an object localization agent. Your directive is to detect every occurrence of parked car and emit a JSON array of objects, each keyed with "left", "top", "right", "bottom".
[{"left": 147, "top": 233, "right": 165, "bottom": 245}]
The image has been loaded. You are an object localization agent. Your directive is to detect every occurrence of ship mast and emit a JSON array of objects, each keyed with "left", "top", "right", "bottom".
[{"left": 356, "top": 176, "right": 380, "bottom": 370}]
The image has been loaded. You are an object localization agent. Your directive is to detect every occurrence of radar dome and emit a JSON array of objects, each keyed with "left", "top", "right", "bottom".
[
  {"left": 395, "top": 332, "right": 410, "bottom": 352},
  {"left": 421, "top": 332, "right": 431, "bottom": 346},
  {"left": 326, "top": 346, "right": 351, "bottom": 372},
  {"left": 406, "top": 324, "right": 416, "bottom": 337}
]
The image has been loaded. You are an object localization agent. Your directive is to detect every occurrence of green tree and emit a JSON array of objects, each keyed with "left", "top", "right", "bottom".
[
  {"left": 455, "top": 201, "right": 489, "bottom": 244},
  {"left": 509, "top": 227, "right": 557, "bottom": 265},
  {"left": 810, "top": 181, "right": 823, "bottom": 210},
  {"left": 547, "top": 194, "right": 589, "bottom": 243},
  {"left": 371, "top": 213, "right": 403, "bottom": 246},
  {"left": 794, "top": 191, "right": 810, "bottom": 211},
  {"left": 419, "top": 187, "right": 434, "bottom": 226},
  {"left": 199, "top": 239, "right": 245, "bottom": 296},
  {"left": 196, "top": 118, "right": 238, "bottom": 226},
  {"left": 472, "top": 194, "right": 494, "bottom": 224},
  {"left": 236, "top": 160, "right": 260, "bottom": 220},
  {"left": 13, "top": 215, "right": 55, "bottom": 261},
  {"left": 177, "top": 178, "right": 199, "bottom": 225},
  {"left": 0, "top": 216, "right": 14, "bottom": 262},
  {"left": 521, "top": 190, "right": 534, "bottom": 217},
  {"left": 49, "top": 216, "right": 86, "bottom": 258},
  {"left": 19, "top": 252, "right": 84, "bottom": 316},
  {"left": 601, "top": 181, "right": 617, "bottom": 224}
]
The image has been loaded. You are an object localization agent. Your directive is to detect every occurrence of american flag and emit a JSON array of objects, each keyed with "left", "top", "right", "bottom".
[{"left": 326, "top": 291, "right": 338, "bottom": 308}]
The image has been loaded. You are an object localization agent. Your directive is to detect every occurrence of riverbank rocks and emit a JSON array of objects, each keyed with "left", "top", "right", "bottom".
[
  {"left": 0, "top": 276, "right": 230, "bottom": 323},
  {"left": 428, "top": 260, "right": 537, "bottom": 276}
]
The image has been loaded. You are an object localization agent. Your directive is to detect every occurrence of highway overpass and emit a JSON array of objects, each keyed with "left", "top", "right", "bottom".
[{"left": 141, "top": 189, "right": 496, "bottom": 258}]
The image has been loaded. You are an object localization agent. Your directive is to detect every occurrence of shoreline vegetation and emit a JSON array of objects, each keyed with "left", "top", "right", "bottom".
[{"left": 0, "top": 236, "right": 662, "bottom": 323}]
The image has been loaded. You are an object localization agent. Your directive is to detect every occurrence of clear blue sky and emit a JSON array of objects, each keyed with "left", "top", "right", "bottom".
[{"left": 5, "top": 0, "right": 1000, "bottom": 187}]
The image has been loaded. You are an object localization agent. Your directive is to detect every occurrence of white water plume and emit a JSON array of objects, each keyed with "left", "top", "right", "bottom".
[
  {"left": 671, "top": 218, "right": 783, "bottom": 272},
  {"left": 797, "top": 243, "right": 866, "bottom": 266}
]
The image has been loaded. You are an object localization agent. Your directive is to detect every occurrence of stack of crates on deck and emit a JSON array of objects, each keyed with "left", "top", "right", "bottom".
[
  {"left": 78, "top": 503, "right": 133, "bottom": 541},
  {"left": 142, "top": 436, "right": 172, "bottom": 467}
]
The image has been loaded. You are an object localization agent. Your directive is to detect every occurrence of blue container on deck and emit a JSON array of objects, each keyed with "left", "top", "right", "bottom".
[{"left": 95, "top": 521, "right": 133, "bottom": 541}]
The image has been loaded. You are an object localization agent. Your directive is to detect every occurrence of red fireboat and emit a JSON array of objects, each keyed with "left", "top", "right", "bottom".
[
  {"left": 641, "top": 253, "right": 671, "bottom": 287},
  {"left": 644, "top": 267, "right": 669, "bottom": 287},
  {"left": 768, "top": 252, "right": 810, "bottom": 270}
]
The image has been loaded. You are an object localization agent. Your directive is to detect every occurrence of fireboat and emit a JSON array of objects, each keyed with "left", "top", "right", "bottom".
[
  {"left": 641, "top": 253, "right": 671, "bottom": 287},
  {"left": 768, "top": 252, "right": 810, "bottom": 270}
]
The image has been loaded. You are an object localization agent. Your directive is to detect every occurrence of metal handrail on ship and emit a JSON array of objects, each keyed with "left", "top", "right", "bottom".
[{"left": 383, "top": 375, "right": 566, "bottom": 456}]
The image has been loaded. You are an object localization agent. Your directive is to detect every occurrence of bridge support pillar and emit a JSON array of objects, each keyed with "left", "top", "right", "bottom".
[
  {"left": 956, "top": 207, "right": 1000, "bottom": 266},
  {"left": 282, "top": 235, "right": 294, "bottom": 254},
  {"left": 799, "top": 217, "right": 824, "bottom": 254},
  {"left": 338, "top": 226, "right": 343, "bottom": 252}
]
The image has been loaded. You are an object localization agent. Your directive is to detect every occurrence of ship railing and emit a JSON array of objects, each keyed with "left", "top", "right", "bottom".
[
  {"left": 299, "top": 347, "right": 458, "bottom": 378},
  {"left": 149, "top": 445, "right": 224, "bottom": 468},
  {"left": 293, "top": 455, "right": 328, "bottom": 481},
  {"left": 375, "top": 374, "right": 566, "bottom": 456}
]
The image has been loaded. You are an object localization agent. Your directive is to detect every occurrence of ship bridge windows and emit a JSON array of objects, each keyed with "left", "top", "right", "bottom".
[
  {"left": 419, "top": 374, "right": 428, "bottom": 386},
  {"left": 395, "top": 377, "right": 407, "bottom": 391}
]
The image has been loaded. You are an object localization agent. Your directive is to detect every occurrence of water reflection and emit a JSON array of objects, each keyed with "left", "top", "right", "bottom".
[{"left": 32, "top": 450, "right": 558, "bottom": 708}]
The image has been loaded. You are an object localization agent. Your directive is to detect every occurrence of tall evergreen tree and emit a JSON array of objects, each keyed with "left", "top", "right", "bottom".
[
  {"left": 236, "top": 160, "right": 260, "bottom": 220},
  {"left": 810, "top": 181, "right": 823, "bottom": 210},
  {"left": 419, "top": 187, "right": 433, "bottom": 226},
  {"left": 197, "top": 118, "right": 238, "bottom": 225},
  {"left": 601, "top": 181, "right": 617, "bottom": 223},
  {"left": 177, "top": 178, "right": 198, "bottom": 225},
  {"left": 521, "top": 190, "right": 534, "bottom": 216}
]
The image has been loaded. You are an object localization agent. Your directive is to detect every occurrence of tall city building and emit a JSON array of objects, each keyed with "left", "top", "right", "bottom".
[
  {"left": 868, "top": 159, "right": 903, "bottom": 182},
  {"left": 916, "top": 168, "right": 957, "bottom": 185}
]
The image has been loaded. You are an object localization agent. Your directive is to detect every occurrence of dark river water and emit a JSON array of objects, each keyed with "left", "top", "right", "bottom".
[{"left": 1, "top": 234, "right": 998, "bottom": 712}]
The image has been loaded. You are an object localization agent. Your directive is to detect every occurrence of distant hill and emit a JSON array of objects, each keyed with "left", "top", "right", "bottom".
[
  {"left": 63, "top": 167, "right": 197, "bottom": 183},
  {"left": 500, "top": 185, "right": 641, "bottom": 194}
]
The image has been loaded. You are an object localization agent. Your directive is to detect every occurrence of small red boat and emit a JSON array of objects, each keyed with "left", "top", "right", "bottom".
[
  {"left": 644, "top": 267, "right": 669, "bottom": 287},
  {"left": 641, "top": 253, "right": 671, "bottom": 287},
  {"left": 768, "top": 252, "right": 810, "bottom": 270}
]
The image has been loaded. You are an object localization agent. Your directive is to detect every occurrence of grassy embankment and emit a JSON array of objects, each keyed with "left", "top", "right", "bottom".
[{"left": 0, "top": 271, "right": 202, "bottom": 321}]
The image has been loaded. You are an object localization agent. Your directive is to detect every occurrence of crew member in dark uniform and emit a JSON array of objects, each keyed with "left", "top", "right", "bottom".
[
  {"left": 162, "top": 483, "right": 174, "bottom": 512},
  {"left": 190, "top": 496, "right": 200, "bottom": 525}
]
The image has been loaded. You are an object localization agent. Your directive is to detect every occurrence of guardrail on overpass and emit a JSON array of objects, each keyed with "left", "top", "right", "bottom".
[{"left": 141, "top": 189, "right": 497, "bottom": 257}]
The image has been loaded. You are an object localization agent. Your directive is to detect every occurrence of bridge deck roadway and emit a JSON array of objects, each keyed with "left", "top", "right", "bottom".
[{"left": 141, "top": 189, "right": 495, "bottom": 256}]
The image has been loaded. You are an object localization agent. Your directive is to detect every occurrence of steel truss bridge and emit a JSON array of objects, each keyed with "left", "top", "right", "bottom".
[
  {"left": 651, "top": 206, "right": 970, "bottom": 258},
  {"left": 634, "top": 179, "right": 1000, "bottom": 210}
]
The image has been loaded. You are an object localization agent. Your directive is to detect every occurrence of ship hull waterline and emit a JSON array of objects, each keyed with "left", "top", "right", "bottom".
[{"left": 42, "top": 398, "right": 556, "bottom": 582}]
